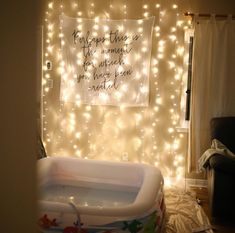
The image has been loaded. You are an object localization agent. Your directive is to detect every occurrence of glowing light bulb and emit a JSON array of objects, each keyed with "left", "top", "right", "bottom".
[
  {"left": 121, "top": 84, "right": 128, "bottom": 92},
  {"left": 173, "top": 142, "right": 179, "bottom": 150},
  {"left": 94, "top": 17, "right": 99, "bottom": 23},
  {"left": 104, "top": 54, "right": 110, "bottom": 59},
  {"left": 99, "top": 92, "right": 109, "bottom": 101},
  {"left": 154, "top": 161, "right": 159, "bottom": 166},
  {"left": 140, "top": 86, "right": 148, "bottom": 94},
  {"left": 77, "top": 18, "right": 82, "bottom": 23},
  {"left": 117, "top": 66, "right": 124, "bottom": 72},
  {"left": 44, "top": 87, "right": 49, "bottom": 92},
  {"left": 73, "top": 2, "right": 78, "bottom": 8},
  {"left": 154, "top": 106, "right": 159, "bottom": 112},
  {"left": 75, "top": 149, "right": 82, "bottom": 157},
  {"left": 168, "top": 61, "right": 175, "bottom": 69},
  {"left": 173, "top": 161, "right": 178, "bottom": 166},
  {"left": 138, "top": 27, "right": 143, "bottom": 33},
  {"left": 77, "top": 24, "right": 82, "bottom": 30},
  {"left": 135, "top": 53, "right": 141, "bottom": 60},
  {"left": 47, "top": 32, "right": 53, "bottom": 38},
  {"left": 48, "top": 24, "right": 53, "bottom": 30},
  {"left": 141, "top": 47, "right": 147, "bottom": 53},
  {"left": 156, "top": 97, "right": 162, "bottom": 105},
  {"left": 152, "top": 67, "right": 158, "bottom": 73},
  {"left": 160, "top": 11, "right": 166, "bottom": 17},
  {"left": 75, "top": 100, "right": 81, "bottom": 106},
  {"left": 93, "top": 24, "right": 99, "bottom": 30},
  {"left": 165, "top": 178, "right": 172, "bottom": 188},
  {"left": 114, "top": 91, "right": 122, "bottom": 100},
  {"left": 143, "top": 12, "right": 149, "bottom": 18},
  {"left": 76, "top": 59, "right": 82, "bottom": 65},
  {"left": 155, "top": 26, "right": 160, "bottom": 32},
  {"left": 177, "top": 20, "right": 183, "bottom": 27},
  {"left": 118, "top": 25, "right": 124, "bottom": 32},
  {"left": 168, "top": 128, "right": 174, "bottom": 133},
  {"left": 59, "top": 33, "right": 64, "bottom": 38},
  {"left": 177, "top": 46, "right": 184, "bottom": 56},
  {"left": 48, "top": 2, "right": 53, "bottom": 9},
  {"left": 169, "top": 35, "right": 177, "bottom": 41},
  {"left": 92, "top": 31, "right": 98, "bottom": 37},
  {"left": 75, "top": 132, "right": 81, "bottom": 139},
  {"left": 42, "top": 79, "right": 47, "bottom": 85},
  {"left": 103, "top": 25, "right": 109, "bottom": 31},
  {"left": 121, "top": 55, "right": 128, "bottom": 64},
  {"left": 134, "top": 72, "right": 140, "bottom": 80},
  {"left": 143, "top": 4, "right": 148, "bottom": 9}
]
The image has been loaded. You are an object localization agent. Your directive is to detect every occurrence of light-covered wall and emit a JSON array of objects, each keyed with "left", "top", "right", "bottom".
[{"left": 41, "top": 0, "right": 235, "bottom": 184}]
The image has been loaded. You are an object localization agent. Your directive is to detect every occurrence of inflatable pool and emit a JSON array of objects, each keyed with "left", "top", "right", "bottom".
[{"left": 37, "top": 157, "right": 165, "bottom": 233}]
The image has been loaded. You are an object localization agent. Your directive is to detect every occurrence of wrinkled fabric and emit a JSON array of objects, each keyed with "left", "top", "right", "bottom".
[
  {"left": 164, "top": 188, "right": 213, "bottom": 233},
  {"left": 198, "top": 139, "right": 235, "bottom": 171},
  {"left": 60, "top": 15, "right": 154, "bottom": 106}
]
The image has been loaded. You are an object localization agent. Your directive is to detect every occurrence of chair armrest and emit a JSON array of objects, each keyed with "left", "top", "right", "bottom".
[{"left": 209, "top": 154, "right": 235, "bottom": 174}]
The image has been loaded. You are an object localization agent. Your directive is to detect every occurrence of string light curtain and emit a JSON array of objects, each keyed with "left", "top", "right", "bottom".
[
  {"left": 42, "top": 0, "right": 190, "bottom": 186},
  {"left": 189, "top": 14, "right": 235, "bottom": 172}
]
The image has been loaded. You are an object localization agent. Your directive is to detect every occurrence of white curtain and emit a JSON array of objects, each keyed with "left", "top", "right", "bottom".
[{"left": 189, "top": 16, "right": 235, "bottom": 172}]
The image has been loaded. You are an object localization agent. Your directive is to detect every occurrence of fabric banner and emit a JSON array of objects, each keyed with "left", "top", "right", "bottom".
[{"left": 60, "top": 15, "right": 154, "bottom": 106}]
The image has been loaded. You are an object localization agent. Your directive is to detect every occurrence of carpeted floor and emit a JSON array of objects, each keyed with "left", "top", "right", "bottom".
[{"left": 164, "top": 188, "right": 213, "bottom": 233}]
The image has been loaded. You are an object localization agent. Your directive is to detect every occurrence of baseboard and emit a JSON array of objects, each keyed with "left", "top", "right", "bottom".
[{"left": 186, "top": 178, "right": 208, "bottom": 188}]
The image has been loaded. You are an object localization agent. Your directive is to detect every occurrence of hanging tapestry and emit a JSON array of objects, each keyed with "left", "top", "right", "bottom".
[{"left": 60, "top": 15, "right": 154, "bottom": 106}]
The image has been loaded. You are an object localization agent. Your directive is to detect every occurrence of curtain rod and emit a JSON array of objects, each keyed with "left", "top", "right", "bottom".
[{"left": 184, "top": 12, "right": 235, "bottom": 19}]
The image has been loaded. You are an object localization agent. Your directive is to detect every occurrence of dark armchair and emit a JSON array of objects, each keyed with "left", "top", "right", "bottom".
[{"left": 207, "top": 117, "right": 235, "bottom": 224}]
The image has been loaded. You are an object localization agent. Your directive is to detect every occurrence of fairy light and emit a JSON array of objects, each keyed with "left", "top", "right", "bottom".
[
  {"left": 118, "top": 25, "right": 124, "bottom": 32},
  {"left": 168, "top": 61, "right": 176, "bottom": 69},
  {"left": 142, "top": 3, "right": 149, "bottom": 18},
  {"left": 41, "top": 0, "right": 189, "bottom": 187},
  {"left": 77, "top": 11, "right": 82, "bottom": 16},
  {"left": 156, "top": 3, "right": 160, "bottom": 8},
  {"left": 48, "top": 2, "right": 53, "bottom": 9},
  {"left": 72, "top": 2, "right": 78, "bottom": 9},
  {"left": 169, "top": 34, "right": 177, "bottom": 41},
  {"left": 177, "top": 20, "right": 184, "bottom": 27},
  {"left": 123, "top": 4, "right": 127, "bottom": 16}
]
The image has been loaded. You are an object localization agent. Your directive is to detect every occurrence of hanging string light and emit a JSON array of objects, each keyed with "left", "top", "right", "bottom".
[{"left": 42, "top": 0, "right": 188, "bottom": 187}]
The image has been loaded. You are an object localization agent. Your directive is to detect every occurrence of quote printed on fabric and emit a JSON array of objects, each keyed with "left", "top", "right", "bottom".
[
  {"left": 60, "top": 16, "right": 154, "bottom": 106},
  {"left": 72, "top": 29, "right": 140, "bottom": 92}
]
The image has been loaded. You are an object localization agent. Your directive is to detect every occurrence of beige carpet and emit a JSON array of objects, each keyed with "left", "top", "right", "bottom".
[{"left": 164, "top": 188, "right": 213, "bottom": 233}]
